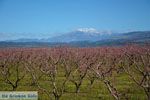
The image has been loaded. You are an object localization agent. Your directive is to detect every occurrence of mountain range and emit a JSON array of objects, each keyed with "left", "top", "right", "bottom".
[{"left": 0, "top": 29, "right": 150, "bottom": 47}]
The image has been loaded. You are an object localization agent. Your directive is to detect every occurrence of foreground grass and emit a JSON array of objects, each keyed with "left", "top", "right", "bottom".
[{"left": 0, "top": 72, "right": 146, "bottom": 100}]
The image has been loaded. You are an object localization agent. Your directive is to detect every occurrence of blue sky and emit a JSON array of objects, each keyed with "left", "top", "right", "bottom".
[{"left": 0, "top": 0, "right": 150, "bottom": 40}]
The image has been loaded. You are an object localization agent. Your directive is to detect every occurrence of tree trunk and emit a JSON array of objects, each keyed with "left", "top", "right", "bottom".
[
  {"left": 147, "top": 93, "right": 150, "bottom": 100},
  {"left": 145, "top": 90, "right": 150, "bottom": 100},
  {"left": 75, "top": 84, "right": 81, "bottom": 93},
  {"left": 12, "top": 86, "right": 17, "bottom": 91},
  {"left": 30, "top": 80, "right": 36, "bottom": 86},
  {"left": 55, "top": 96, "right": 60, "bottom": 100},
  {"left": 104, "top": 80, "right": 120, "bottom": 100}
]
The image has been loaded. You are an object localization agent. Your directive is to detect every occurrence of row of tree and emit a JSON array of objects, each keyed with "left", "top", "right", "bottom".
[{"left": 0, "top": 45, "right": 149, "bottom": 100}]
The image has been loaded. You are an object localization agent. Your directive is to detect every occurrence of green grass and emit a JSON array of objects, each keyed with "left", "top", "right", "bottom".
[{"left": 0, "top": 72, "right": 147, "bottom": 100}]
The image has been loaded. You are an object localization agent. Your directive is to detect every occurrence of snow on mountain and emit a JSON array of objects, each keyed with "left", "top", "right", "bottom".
[
  {"left": 76, "top": 28, "right": 112, "bottom": 35},
  {"left": 5, "top": 28, "right": 116, "bottom": 43},
  {"left": 46, "top": 28, "right": 115, "bottom": 42},
  {"left": 76, "top": 28, "right": 99, "bottom": 33}
]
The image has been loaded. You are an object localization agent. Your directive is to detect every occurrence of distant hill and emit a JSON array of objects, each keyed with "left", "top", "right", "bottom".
[
  {"left": 0, "top": 31, "right": 150, "bottom": 47},
  {"left": 45, "top": 30, "right": 116, "bottom": 42},
  {"left": 5, "top": 29, "right": 118, "bottom": 43}
]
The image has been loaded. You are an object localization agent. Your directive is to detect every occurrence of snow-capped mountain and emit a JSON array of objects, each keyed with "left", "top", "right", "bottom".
[
  {"left": 2, "top": 29, "right": 150, "bottom": 47},
  {"left": 46, "top": 28, "right": 116, "bottom": 42}
]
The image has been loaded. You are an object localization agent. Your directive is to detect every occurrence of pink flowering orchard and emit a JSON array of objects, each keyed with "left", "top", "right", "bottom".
[{"left": 0, "top": 45, "right": 149, "bottom": 100}]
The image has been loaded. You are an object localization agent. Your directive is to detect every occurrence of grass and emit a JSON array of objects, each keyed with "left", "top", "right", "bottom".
[{"left": 0, "top": 71, "right": 147, "bottom": 100}]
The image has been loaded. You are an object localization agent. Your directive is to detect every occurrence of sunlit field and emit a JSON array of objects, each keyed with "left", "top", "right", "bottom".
[{"left": 0, "top": 45, "right": 149, "bottom": 100}]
